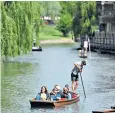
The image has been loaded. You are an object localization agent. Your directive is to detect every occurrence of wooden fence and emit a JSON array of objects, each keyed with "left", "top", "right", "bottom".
[{"left": 90, "top": 32, "right": 115, "bottom": 51}]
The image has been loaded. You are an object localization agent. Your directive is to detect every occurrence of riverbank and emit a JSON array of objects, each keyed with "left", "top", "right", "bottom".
[
  {"left": 39, "top": 25, "right": 74, "bottom": 44},
  {"left": 40, "top": 38, "right": 75, "bottom": 44}
]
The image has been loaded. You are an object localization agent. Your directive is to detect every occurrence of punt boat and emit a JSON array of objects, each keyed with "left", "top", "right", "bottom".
[{"left": 29, "top": 94, "right": 80, "bottom": 108}]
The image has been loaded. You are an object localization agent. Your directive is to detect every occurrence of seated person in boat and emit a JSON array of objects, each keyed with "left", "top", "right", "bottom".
[
  {"left": 50, "top": 87, "right": 61, "bottom": 101},
  {"left": 65, "top": 84, "right": 77, "bottom": 98},
  {"left": 61, "top": 87, "right": 72, "bottom": 100},
  {"left": 35, "top": 86, "right": 50, "bottom": 100},
  {"left": 65, "top": 84, "right": 74, "bottom": 95},
  {"left": 54, "top": 85, "right": 63, "bottom": 96}
]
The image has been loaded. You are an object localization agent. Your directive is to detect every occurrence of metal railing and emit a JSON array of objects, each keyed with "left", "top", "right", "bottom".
[
  {"left": 100, "top": 10, "right": 115, "bottom": 16},
  {"left": 90, "top": 32, "right": 115, "bottom": 50}
]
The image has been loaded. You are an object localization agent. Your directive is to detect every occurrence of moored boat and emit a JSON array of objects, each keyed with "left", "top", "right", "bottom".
[
  {"left": 111, "top": 106, "right": 115, "bottom": 109},
  {"left": 29, "top": 94, "right": 80, "bottom": 108},
  {"left": 32, "top": 46, "right": 42, "bottom": 51},
  {"left": 92, "top": 109, "right": 115, "bottom": 113},
  {"left": 79, "top": 56, "right": 87, "bottom": 58},
  {"left": 79, "top": 50, "right": 87, "bottom": 58}
]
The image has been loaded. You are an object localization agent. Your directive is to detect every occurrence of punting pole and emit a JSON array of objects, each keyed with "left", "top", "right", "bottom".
[{"left": 80, "top": 72, "right": 86, "bottom": 98}]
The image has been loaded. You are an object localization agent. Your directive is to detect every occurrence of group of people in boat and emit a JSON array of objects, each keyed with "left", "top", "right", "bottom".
[
  {"left": 35, "top": 60, "right": 86, "bottom": 101},
  {"left": 35, "top": 84, "right": 76, "bottom": 101}
]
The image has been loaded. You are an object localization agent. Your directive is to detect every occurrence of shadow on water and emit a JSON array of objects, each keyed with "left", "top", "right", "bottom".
[
  {"left": 30, "top": 104, "right": 68, "bottom": 109},
  {"left": 30, "top": 106, "right": 55, "bottom": 110},
  {"left": 30, "top": 102, "right": 81, "bottom": 113}
]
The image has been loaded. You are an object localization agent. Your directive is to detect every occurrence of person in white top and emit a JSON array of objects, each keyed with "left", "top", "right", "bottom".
[
  {"left": 71, "top": 61, "right": 86, "bottom": 93},
  {"left": 83, "top": 40, "right": 88, "bottom": 56},
  {"left": 33, "top": 38, "right": 36, "bottom": 47},
  {"left": 84, "top": 41, "right": 88, "bottom": 48}
]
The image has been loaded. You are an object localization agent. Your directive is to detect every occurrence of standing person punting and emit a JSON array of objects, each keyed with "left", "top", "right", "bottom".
[{"left": 71, "top": 60, "right": 86, "bottom": 93}]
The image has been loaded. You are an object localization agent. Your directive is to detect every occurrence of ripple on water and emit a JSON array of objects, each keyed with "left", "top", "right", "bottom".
[{"left": 1, "top": 44, "right": 115, "bottom": 113}]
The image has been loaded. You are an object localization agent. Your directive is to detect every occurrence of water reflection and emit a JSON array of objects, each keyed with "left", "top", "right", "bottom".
[
  {"left": 1, "top": 44, "right": 115, "bottom": 113},
  {"left": 30, "top": 103, "right": 81, "bottom": 113}
]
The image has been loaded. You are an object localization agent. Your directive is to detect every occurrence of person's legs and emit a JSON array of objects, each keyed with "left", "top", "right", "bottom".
[
  {"left": 71, "top": 73, "right": 78, "bottom": 93},
  {"left": 72, "top": 75, "right": 79, "bottom": 93},
  {"left": 84, "top": 47, "right": 87, "bottom": 56},
  {"left": 71, "top": 73, "right": 75, "bottom": 93},
  {"left": 72, "top": 80, "right": 75, "bottom": 93},
  {"left": 74, "top": 81, "right": 79, "bottom": 93}
]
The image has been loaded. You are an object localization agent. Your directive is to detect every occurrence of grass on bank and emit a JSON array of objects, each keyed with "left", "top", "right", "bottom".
[{"left": 39, "top": 25, "right": 72, "bottom": 40}]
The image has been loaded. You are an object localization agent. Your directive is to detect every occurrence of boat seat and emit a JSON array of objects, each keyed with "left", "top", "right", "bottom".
[{"left": 60, "top": 98, "right": 66, "bottom": 100}]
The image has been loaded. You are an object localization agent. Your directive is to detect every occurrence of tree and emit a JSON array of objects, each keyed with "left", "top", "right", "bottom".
[
  {"left": 40, "top": 2, "right": 61, "bottom": 21},
  {"left": 72, "top": 1, "right": 97, "bottom": 38},
  {"left": 56, "top": 13, "right": 72, "bottom": 37},
  {"left": 60, "top": 1, "right": 77, "bottom": 17},
  {"left": 72, "top": 2, "right": 82, "bottom": 38},
  {"left": 1, "top": 2, "right": 41, "bottom": 60},
  {"left": 56, "top": 1, "right": 78, "bottom": 37},
  {"left": 80, "top": 2, "right": 97, "bottom": 36}
]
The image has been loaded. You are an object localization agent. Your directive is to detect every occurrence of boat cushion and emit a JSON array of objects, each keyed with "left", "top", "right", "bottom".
[
  {"left": 72, "top": 94, "right": 77, "bottom": 98},
  {"left": 61, "top": 98, "right": 66, "bottom": 100}
]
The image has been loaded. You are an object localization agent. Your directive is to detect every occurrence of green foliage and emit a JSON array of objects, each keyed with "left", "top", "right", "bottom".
[
  {"left": 39, "top": 25, "right": 62, "bottom": 40},
  {"left": 1, "top": 2, "right": 41, "bottom": 59},
  {"left": 72, "top": 2, "right": 82, "bottom": 38},
  {"left": 72, "top": 1, "right": 97, "bottom": 38},
  {"left": 60, "top": 1, "right": 77, "bottom": 17},
  {"left": 56, "top": 13, "right": 72, "bottom": 37},
  {"left": 40, "top": 2, "right": 61, "bottom": 21},
  {"left": 1, "top": 1, "right": 98, "bottom": 59},
  {"left": 80, "top": 2, "right": 97, "bottom": 35},
  {"left": 60, "top": 1, "right": 81, "bottom": 37}
]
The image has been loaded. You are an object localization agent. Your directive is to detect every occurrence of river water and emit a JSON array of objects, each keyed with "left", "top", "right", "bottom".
[{"left": 1, "top": 43, "right": 115, "bottom": 113}]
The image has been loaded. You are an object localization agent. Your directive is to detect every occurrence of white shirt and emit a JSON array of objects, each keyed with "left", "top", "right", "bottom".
[
  {"left": 84, "top": 41, "right": 88, "bottom": 48},
  {"left": 74, "top": 62, "right": 81, "bottom": 65},
  {"left": 72, "top": 62, "right": 81, "bottom": 75}
]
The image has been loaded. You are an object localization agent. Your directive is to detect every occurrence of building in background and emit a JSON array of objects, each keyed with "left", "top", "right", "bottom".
[
  {"left": 90, "top": 1, "right": 115, "bottom": 54},
  {"left": 98, "top": 1, "right": 115, "bottom": 32}
]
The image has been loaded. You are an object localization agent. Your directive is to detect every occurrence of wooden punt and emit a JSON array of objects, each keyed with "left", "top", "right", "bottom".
[
  {"left": 92, "top": 109, "right": 115, "bottom": 113},
  {"left": 79, "top": 56, "right": 87, "bottom": 58},
  {"left": 29, "top": 95, "right": 80, "bottom": 108},
  {"left": 111, "top": 106, "right": 115, "bottom": 109},
  {"left": 32, "top": 47, "right": 42, "bottom": 51},
  {"left": 78, "top": 50, "right": 87, "bottom": 58}
]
